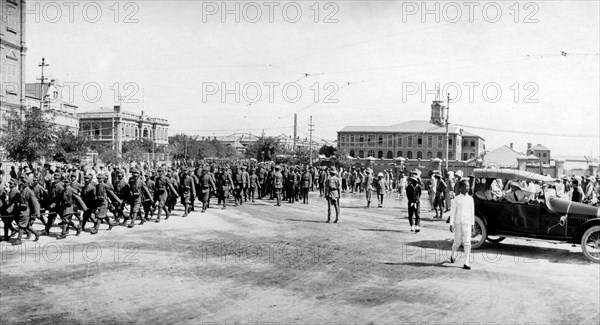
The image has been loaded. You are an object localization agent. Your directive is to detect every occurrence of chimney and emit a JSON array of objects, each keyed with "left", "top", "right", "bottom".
[
  {"left": 510, "top": 143, "right": 513, "bottom": 149},
  {"left": 114, "top": 105, "right": 121, "bottom": 113}
]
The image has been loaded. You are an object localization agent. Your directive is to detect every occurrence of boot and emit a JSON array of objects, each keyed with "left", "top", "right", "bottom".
[{"left": 76, "top": 225, "right": 82, "bottom": 236}]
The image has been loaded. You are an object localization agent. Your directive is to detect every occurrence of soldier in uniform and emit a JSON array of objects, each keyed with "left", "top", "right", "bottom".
[
  {"left": 273, "top": 165, "right": 284, "bottom": 206},
  {"left": 57, "top": 177, "right": 82, "bottom": 239},
  {"left": 92, "top": 173, "right": 115, "bottom": 232},
  {"left": 153, "top": 167, "right": 170, "bottom": 222},
  {"left": 199, "top": 168, "right": 216, "bottom": 212},
  {"left": 30, "top": 175, "right": 48, "bottom": 230},
  {"left": 267, "top": 165, "right": 275, "bottom": 200},
  {"left": 232, "top": 166, "right": 244, "bottom": 206},
  {"left": 127, "top": 169, "right": 145, "bottom": 228},
  {"left": 9, "top": 177, "right": 41, "bottom": 244},
  {"left": 300, "top": 167, "right": 312, "bottom": 204},
  {"left": 179, "top": 168, "right": 196, "bottom": 217},
  {"left": 113, "top": 170, "right": 129, "bottom": 225},
  {"left": 248, "top": 168, "right": 260, "bottom": 203},
  {"left": 166, "top": 169, "right": 179, "bottom": 213},
  {"left": 143, "top": 172, "right": 155, "bottom": 221},
  {"left": 325, "top": 168, "right": 341, "bottom": 223},
  {"left": 43, "top": 172, "right": 63, "bottom": 236},
  {"left": 241, "top": 165, "right": 250, "bottom": 202},
  {"left": 81, "top": 174, "right": 99, "bottom": 233},
  {"left": 219, "top": 166, "right": 233, "bottom": 209}
]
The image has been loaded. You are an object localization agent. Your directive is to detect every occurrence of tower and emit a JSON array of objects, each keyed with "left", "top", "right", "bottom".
[{"left": 430, "top": 100, "right": 446, "bottom": 126}]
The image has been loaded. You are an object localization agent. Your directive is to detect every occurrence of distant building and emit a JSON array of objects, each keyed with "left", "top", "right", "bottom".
[
  {"left": 337, "top": 100, "right": 485, "bottom": 161},
  {"left": 483, "top": 143, "right": 539, "bottom": 168},
  {"left": 77, "top": 106, "right": 169, "bottom": 152},
  {"left": 0, "top": 0, "right": 27, "bottom": 141},
  {"left": 526, "top": 143, "right": 551, "bottom": 164},
  {"left": 25, "top": 81, "right": 79, "bottom": 133}
]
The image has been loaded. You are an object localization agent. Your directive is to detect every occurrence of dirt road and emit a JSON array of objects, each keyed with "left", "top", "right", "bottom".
[{"left": 1, "top": 192, "right": 598, "bottom": 324}]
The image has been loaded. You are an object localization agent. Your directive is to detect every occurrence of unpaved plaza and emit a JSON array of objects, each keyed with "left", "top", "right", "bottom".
[{"left": 1, "top": 192, "right": 599, "bottom": 324}]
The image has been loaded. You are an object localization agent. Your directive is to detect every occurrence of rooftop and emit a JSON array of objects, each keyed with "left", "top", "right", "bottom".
[{"left": 339, "top": 120, "right": 483, "bottom": 139}]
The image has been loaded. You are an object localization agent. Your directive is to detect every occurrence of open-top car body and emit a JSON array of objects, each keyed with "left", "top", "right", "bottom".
[{"left": 468, "top": 168, "right": 600, "bottom": 262}]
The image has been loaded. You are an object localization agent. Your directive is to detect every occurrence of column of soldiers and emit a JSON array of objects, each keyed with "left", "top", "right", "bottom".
[{"left": 0, "top": 162, "right": 336, "bottom": 245}]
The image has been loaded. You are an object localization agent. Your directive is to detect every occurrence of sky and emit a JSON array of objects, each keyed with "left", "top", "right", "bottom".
[{"left": 22, "top": 0, "right": 600, "bottom": 157}]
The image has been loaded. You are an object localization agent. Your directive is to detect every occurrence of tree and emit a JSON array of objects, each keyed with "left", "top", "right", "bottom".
[
  {"left": 52, "top": 127, "right": 90, "bottom": 164},
  {"left": 319, "top": 145, "right": 336, "bottom": 157},
  {"left": 0, "top": 108, "right": 55, "bottom": 164},
  {"left": 245, "top": 137, "right": 281, "bottom": 161}
]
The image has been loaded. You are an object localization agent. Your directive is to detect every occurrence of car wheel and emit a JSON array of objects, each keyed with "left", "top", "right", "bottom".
[
  {"left": 486, "top": 236, "right": 506, "bottom": 244},
  {"left": 581, "top": 225, "right": 600, "bottom": 263},
  {"left": 471, "top": 216, "right": 487, "bottom": 249}
]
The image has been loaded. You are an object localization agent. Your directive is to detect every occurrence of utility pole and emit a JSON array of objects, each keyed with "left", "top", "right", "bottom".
[
  {"left": 293, "top": 113, "right": 297, "bottom": 151},
  {"left": 445, "top": 93, "right": 450, "bottom": 171},
  {"left": 37, "top": 58, "right": 49, "bottom": 113},
  {"left": 309, "top": 116, "right": 315, "bottom": 166}
]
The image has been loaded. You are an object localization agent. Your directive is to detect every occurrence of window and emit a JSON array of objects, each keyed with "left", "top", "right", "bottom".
[
  {"left": 387, "top": 135, "right": 393, "bottom": 147},
  {"left": 367, "top": 134, "right": 374, "bottom": 144},
  {"left": 397, "top": 151, "right": 403, "bottom": 157},
  {"left": 470, "top": 153, "right": 476, "bottom": 158},
  {"left": 407, "top": 151, "right": 413, "bottom": 159},
  {"left": 368, "top": 150, "right": 375, "bottom": 157},
  {"left": 386, "top": 151, "right": 393, "bottom": 159},
  {"left": 463, "top": 139, "right": 468, "bottom": 147},
  {"left": 417, "top": 136, "right": 423, "bottom": 147},
  {"left": 378, "top": 150, "right": 383, "bottom": 158},
  {"left": 408, "top": 136, "right": 413, "bottom": 147},
  {"left": 470, "top": 140, "right": 475, "bottom": 147},
  {"left": 427, "top": 152, "right": 433, "bottom": 159},
  {"left": 358, "top": 150, "right": 364, "bottom": 158},
  {"left": 463, "top": 153, "right": 468, "bottom": 160},
  {"left": 449, "top": 138, "right": 453, "bottom": 146},
  {"left": 543, "top": 152, "right": 547, "bottom": 157},
  {"left": 417, "top": 151, "right": 423, "bottom": 159},
  {"left": 397, "top": 136, "right": 402, "bottom": 147},
  {"left": 377, "top": 135, "right": 383, "bottom": 147},
  {"left": 449, "top": 152, "right": 454, "bottom": 160},
  {"left": 427, "top": 136, "right": 433, "bottom": 148},
  {"left": 349, "top": 150, "right": 355, "bottom": 158},
  {"left": 340, "top": 135, "right": 346, "bottom": 143},
  {"left": 359, "top": 135, "right": 364, "bottom": 143},
  {"left": 350, "top": 135, "right": 355, "bottom": 143},
  {"left": 437, "top": 136, "right": 443, "bottom": 148},
  {"left": 437, "top": 152, "right": 443, "bottom": 159}
]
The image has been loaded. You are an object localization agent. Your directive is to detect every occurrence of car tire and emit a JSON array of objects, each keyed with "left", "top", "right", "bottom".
[
  {"left": 486, "top": 236, "right": 506, "bottom": 244},
  {"left": 580, "top": 225, "right": 600, "bottom": 263},
  {"left": 471, "top": 216, "right": 487, "bottom": 249}
]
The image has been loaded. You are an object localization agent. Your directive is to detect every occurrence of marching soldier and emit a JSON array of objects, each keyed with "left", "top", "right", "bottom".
[
  {"left": 248, "top": 168, "right": 260, "bottom": 203},
  {"left": 179, "top": 168, "right": 196, "bottom": 217},
  {"left": 143, "top": 172, "right": 155, "bottom": 221},
  {"left": 218, "top": 166, "right": 233, "bottom": 209},
  {"left": 153, "top": 167, "right": 170, "bottom": 222},
  {"left": 43, "top": 172, "right": 63, "bottom": 237},
  {"left": 113, "top": 170, "right": 129, "bottom": 225},
  {"left": 232, "top": 166, "right": 244, "bottom": 206},
  {"left": 81, "top": 174, "right": 100, "bottom": 234},
  {"left": 92, "top": 173, "right": 115, "bottom": 232},
  {"left": 241, "top": 165, "right": 250, "bottom": 202},
  {"left": 127, "top": 169, "right": 145, "bottom": 228},
  {"left": 199, "top": 168, "right": 216, "bottom": 212},
  {"left": 57, "top": 177, "right": 82, "bottom": 239}
]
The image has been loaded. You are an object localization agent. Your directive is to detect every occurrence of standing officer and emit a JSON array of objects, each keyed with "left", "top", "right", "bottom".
[
  {"left": 325, "top": 168, "right": 341, "bottom": 223},
  {"left": 406, "top": 175, "right": 422, "bottom": 233},
  {"left": 248, "top": 168, "right": 260, "bottom": 203},
  {"left": 273, "top": 166, "right": 284, "bottom": 206},
  {"left": 241, "top": 165, "right": 250, "bottom": 202},
  {"left": 300, "top": 167, "right": 312, "bottom": 204},
  {"left": 179, "top": 168, "right": 196, "bottom": 217},
  {"left": 232, "top": 166, "right": 244, "bottom": 206},
  {"left": 286, "top": 167, "right": 297, "bottom": 204}
]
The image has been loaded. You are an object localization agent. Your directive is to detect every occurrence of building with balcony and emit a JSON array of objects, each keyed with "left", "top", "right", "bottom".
[
  {"left": 24, "top": 81, "right": 79, "bottom": 132},
  {"left": 77, "top": 105, "right": 169, "bottom": 152},
  {"left": 337, "top": 100, "right": 485, "bottom": 161}
]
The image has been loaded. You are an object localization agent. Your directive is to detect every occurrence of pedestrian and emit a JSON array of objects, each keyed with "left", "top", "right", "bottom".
[
  {"left": 127, "top": 169, "right": 144, "bottom": 227},
  {"left": 325, "top": 168, "right": 341, "bottom": 223},
  {"left": 449, "top": 179, "right": 475, "bottom": 270},
  {"left": 273, "top": 165, "right": 283, "bottom": 206},
  {"left": 300, "top": 167, "right": 312, "bottom": 204},
  {"left": 248, "top": 168, "right": 260, "bottom": 203},
  {"left": 406, "top": 175, "right": 422, "bottom": 233},
  {"left": 376, "top": 172, "right": 385, "bottom": 208},
  {"left": 433, "top": 172, "right": 446, "bottom": 219},
  {"left": 363, "top": 168, "right": 374, "bottom": 208}
]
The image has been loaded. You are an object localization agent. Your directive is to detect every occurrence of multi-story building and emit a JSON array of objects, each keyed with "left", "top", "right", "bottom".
[
  {"left": 77, "top": 105, "right": 169, "bottom": 152},
  {"left": 337, "top": 100, "right": 485, "bottom": 161},
  {"left": 25, "top": 81, "right": 79, "bottom": 132},
  {"left": 527, "top": 143, "right": 551, "bottom": 164},
  {"left": 0, "top": 0, "right": 26, "bottom": 133}
]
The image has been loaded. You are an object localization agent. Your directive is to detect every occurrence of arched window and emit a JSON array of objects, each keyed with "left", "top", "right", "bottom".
[
  {"left": 367, "top": 150, "right": 375, "bottom": 157},
  {"left": 358, "top": 150, "right": 364, "bottom": 158},
  {"left": 143, "top": 129, "right": 149, "bottom": 138},
  {"left": 349, "top": 150, "right": 355, "bottom": 158},
  {"left": 407, "top": 151, "right": 413, "bottom": 159},
  {"left": 427, "top": 152, "right": 433, "bottom": 159},
  {"left": 378, "top": 150, "right": 383, "bottom": 158},
  {"left": 386, "top": 151, "right": 393, "bottom": 159},
  {"left": 437, "top": 152, "right": 443, "bottom": 159},
  {"left": 417, "top": 151, "right": 423, "bottom": 159},
  {"left": 397, "top": 151, "right": 403, "bottom": 157}
]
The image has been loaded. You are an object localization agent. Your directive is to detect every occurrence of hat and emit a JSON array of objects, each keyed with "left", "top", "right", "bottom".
[
  {"left": 157, "top": 167, "right": 164, "bottom": 172},
  {"left": 509, "top": 180, "right": 524, "bottom": 190},
  {"left": 84, "top": 174, "right": 93, "bottom": 179},
  {"left": 97, "top": 173, "right": 105, "bottom": 179},
  {"left": 456, "top": 170, "right": 464, "bottom": 178},
  {"left": 378, "top": 172, "right": 384, "bottom": 177},
  {"left": 131, "top": 168, "right": 140, "bottom": 174},
  {"left": 23, "top": 166, "right": 32, "bottom": 174},
  {"left": 409, "top": 175, "right": 420, "bottom": 183}
]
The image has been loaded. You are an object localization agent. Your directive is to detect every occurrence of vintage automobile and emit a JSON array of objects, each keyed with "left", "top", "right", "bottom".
[{"left": 468, "top": 168, "right": 600, "bottom": 263}]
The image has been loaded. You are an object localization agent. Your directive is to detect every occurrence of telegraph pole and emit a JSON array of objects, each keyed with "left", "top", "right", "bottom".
[
  {"left": 293, "top": 113, "right": 297, "bottom": 151},
  {"left": 445, "top": 93, "right": 450, "bottom": 171},
  {"left": 37, "top": 58, "right": 49, "bottom": 112},
  {"left": 309, "top": 116, "right": 315, "bottom": 166}
]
